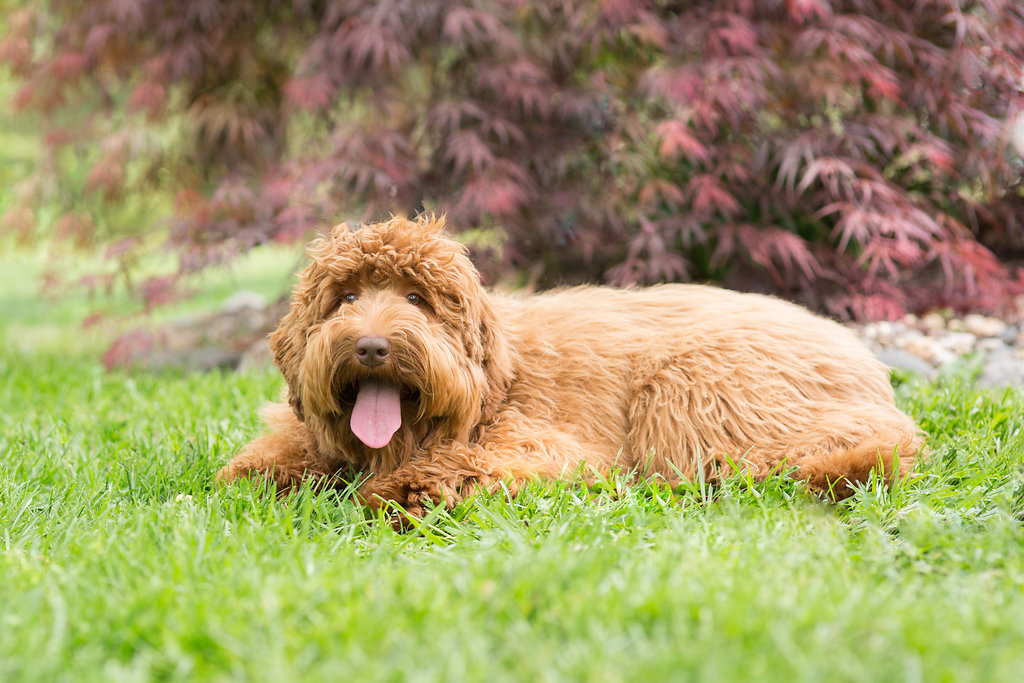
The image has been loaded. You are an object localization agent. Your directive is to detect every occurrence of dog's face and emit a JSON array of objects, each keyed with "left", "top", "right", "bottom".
[{"left": 270, "top": 216, "right": 511, "bottom": 463}]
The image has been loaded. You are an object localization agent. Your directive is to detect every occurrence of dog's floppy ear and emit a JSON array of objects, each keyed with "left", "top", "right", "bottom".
[
  {"left": 451, "top": 265, "right": 513, "bottom": 421},
  {"left": 475, "top": 299, "right": 514, "bottom": 420},
  {"left": 269, "top": 262, "right": 325, "bottom": 423},
  {"left": 269, "top": 307, "right": 306, "bottom": 422},
  {"left": 426, "top": 227, "right": 515, "bottom": 420}
]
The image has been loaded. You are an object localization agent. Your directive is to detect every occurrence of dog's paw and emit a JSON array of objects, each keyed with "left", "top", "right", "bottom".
[
  {"left": 217, "top": 460, "right": 261, "bottom": 485},
  {"left": 216, "top": 463, "right": 237, "bottom": 484},
  {"left": 359, "top": 466, "right": 520, "bottom": 529},
  {"left": 216, "top": 457, "right": 303, "bottom": 495},
  {"left": 360, "top": 472, "right": 440, "bottom": 518}
]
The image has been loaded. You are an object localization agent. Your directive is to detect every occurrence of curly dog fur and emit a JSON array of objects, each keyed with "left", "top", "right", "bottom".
[{"left": 219, "top": 215, "right": 925, "bottom": 514}]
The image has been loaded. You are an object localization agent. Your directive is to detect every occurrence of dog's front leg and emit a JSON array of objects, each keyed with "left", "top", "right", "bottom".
[
  {"left": 358, "top": 442, "right": 517, "bottom": 518},
  {"left": 218, "top": 432, "right": 333, "bottom": 494},
  {"left": 360, "top": 422, "right": 591, "bottom": 518}
]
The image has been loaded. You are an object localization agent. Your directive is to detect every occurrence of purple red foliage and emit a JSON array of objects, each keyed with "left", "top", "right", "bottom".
[{"left": 4, "top": 0, "right": 1024, "bottom": 318}]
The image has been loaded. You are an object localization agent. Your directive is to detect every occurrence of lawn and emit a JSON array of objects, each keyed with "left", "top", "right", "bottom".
[{"left": 3, "top": 248, "right": 1024, "bottom": 682}]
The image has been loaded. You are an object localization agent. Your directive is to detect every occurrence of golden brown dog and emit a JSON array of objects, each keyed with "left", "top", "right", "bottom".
[{"left": 219, "top": 215, "right": 924, "bottom": 514}]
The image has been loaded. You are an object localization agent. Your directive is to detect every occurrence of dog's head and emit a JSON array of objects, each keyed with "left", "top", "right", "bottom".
[{"left": 270, "top": 215, "right": 512, "bottom": 462}]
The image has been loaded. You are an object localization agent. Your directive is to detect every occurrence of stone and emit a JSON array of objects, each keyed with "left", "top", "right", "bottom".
[
  {"left": 976, "top": 338, "right": 1009, "bottom": 353},
  {"left": 920, "top": 312, "right": 946, "bottom": 333},
  {"left": 877, "top": 321, "right": 896, "bottom": 345},
  {"left": 238, "top": 338, "right": 275, "bottom": 373},
  {"left": 937, "top": 331, "right": 977, "bottom": 355},
  {"left": 222, "top": 290, "right": 269, "bottom": 314},
  {"left": 892, "top": 329, "right": 924, "bottom": 350},
  {"left": 860, "top": 321, "right": 909, "bottom": 346},
  {"left": 903, "top": 336, "right": 955, "bottom": 366},
  {"left": 852, "top": 310, "right": 1019, "bottom": 382},
  {"left": 860, "top": 322, "right": 880, "bottom": 342},
  {"left": 1000, "top": 324, "right": 1019, "bottom": 345},
  {"left": 978, "top": 351, "right": 1024, "bottom": 387},
  {"left": 962, "top": 313, "right": 1007, "bottom": 338},
  {"left": 874, "top": 348, "right": 936, "bottom": 379},
  {"left": 143, "top": 347, "right": 241, "bottom": 373}
]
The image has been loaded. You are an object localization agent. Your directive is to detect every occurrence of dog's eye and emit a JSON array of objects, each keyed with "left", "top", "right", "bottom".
[
  {"left": 406, "top": 293, "right": 422, "bottom": 306},
  {"left": 343, "top": 293, "right": 357, "bottom": 304}
]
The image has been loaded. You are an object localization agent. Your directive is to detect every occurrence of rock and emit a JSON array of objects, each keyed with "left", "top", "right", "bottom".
[
  {"left": 143, "top": 347, "right": 241, "bottom": 373},
  {"left": 875, "top": 321, "right": 893, "bottom": 345},
  {"left": 185, "top": 348, "right": 242, "bottom": 372},
  {"left": 937, "top": 331, "right": 977, "bottom": 355},
  {"left": 903, "top": 336, "right": 956, "bottom": 366},
  {"left": 875, "top": 348, "right": 936, "bottom": 379},
  {"left": 222, "top": 290, "right": 268, "bottom": 314},
  {"left": 920, "top": 312, "right": 946, "bottom": 333},
  {"left": 860, "top": 322, "right": 880, "bottom": 342},
  {"left": 902, "top": 335, "right": 933, "bottom": 362},
  {"left": 238, "top": 338, "right": 274, "bottom": 373},
  {"left": 1000, "top": 325, "right": 1019, "bottom": 345},
  {"left": 862, "top": 321, "right": 909, "bottom": 346},
  {"left": 962, "top": 314, "right": 1007, "bottom": 338},
  {"left": 105, "top": 291, "right": 289, "bottom": 374},
  {"left": 976, "top": 338, "right": 1009, "bottom": 353},
  {"left": 851, "top": 308, "right": 1022, "bottom": 385},
  {"left": 934, "top": 348, "right": 958, "bottom": 367},
  {"left": 978, "top": 350, "right": 1024, "bottom": 387},
  {"left": 892, "top": 329, "right": 924, "bottom": 350}
]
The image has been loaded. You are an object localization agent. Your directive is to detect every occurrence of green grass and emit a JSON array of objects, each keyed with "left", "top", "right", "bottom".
[{"left": 3, "top": 254, "right": 1024, "bottom": 681}]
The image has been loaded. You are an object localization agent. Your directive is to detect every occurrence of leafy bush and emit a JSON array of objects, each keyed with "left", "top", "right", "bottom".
[{"left": 4, "top": 0, "right": 1024, "bottom": 317}]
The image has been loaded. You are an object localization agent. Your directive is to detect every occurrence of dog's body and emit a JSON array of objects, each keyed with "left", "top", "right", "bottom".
[{"left": 219, "top": 216, "right": 924, "bottom": 512}]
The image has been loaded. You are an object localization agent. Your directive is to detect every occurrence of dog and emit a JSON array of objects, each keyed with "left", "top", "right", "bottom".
[{"left": 218, "top": 215, "right": 925, "bottom": 515}]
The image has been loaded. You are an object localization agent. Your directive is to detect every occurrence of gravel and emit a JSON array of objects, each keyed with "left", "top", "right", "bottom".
[{"left": 851, "top": 308, "right": 1024, "bottom": 388}]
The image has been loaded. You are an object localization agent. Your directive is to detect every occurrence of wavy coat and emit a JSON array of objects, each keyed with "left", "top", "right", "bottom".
[{"left": 219, "top": 216, "right": 925, "bottom": 513}]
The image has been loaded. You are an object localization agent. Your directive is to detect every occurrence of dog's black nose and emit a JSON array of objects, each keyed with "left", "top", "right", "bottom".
[{"left": 355, "top": 336, "right": 391, "bottom": 367}]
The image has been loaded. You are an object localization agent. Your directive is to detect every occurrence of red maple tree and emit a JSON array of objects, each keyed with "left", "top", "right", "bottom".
[{"left": 4, "top": 0, "right": 1024, "bottom": 318}]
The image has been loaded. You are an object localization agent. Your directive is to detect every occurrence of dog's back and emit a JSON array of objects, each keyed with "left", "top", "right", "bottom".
[{"left": 490, "top": 283, "right": 920, "bottom": 493}]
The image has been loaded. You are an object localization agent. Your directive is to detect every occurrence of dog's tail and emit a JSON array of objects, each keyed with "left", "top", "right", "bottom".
[{"left": 785, "top": 406, "right": 926, "bottom": 500}]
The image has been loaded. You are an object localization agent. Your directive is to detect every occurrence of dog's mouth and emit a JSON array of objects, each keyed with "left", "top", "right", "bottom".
[{"left": 341, "top": 378, "right": 420, "bottom": 449}]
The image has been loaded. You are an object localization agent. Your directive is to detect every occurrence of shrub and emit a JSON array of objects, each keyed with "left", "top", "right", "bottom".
[{"left": 4, "top": 0, "right": 1024, "bottom": 317}]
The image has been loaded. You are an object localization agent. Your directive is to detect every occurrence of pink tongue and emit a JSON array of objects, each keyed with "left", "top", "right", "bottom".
[{"left": 350, "top": 379, "right": 402, "bottom": 448}]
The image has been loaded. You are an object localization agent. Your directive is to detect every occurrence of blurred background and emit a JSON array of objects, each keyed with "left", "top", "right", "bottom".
[{"left": 1, "top": 0, "right": 1023, "bottom": 375}]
